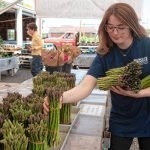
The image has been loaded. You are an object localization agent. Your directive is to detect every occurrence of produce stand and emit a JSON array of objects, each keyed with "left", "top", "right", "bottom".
[{"left": 0, "top": 69, "right": 109, "bottom": 150}]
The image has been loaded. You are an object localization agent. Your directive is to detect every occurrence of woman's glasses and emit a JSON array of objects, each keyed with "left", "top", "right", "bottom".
[{"left": 105, "top": 24, "right": 129, "bottom": 33}]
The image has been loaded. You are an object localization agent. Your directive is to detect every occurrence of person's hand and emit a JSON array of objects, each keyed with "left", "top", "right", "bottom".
[
  {"left": 27, "top": 46, "right": 35, "bottom": 51},
  {"left": 27, "top": 45, "right": 32, "bottom": 50},
  {"left": 43, "top": 96, "right": 49, "bottom": 115},
  {"left": 111, "top": 86, "right": 141, "bottom": 98},
  {"left": 43, "top": 95, "right": 63, "bottom": 115}
]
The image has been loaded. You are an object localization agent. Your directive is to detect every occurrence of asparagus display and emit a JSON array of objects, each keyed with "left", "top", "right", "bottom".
[
  {"left": 26, "top": 113, "right": 48, "bottom": 150},
  {"left": 0, "top": 92, "right": 48, "bottom": 150},
  {"left": 32, "top": 72, "right": 67, "bottom": 97},
  {"left": 23, "top": 94, "right": 44, "bottom": 114},
  {"left": 0, "top": 119, "right": 28, "bottom": 150},
  {"left": 0, "top": 112, "right": 7, "bottom": 150},
  {"left": 33, "top": 72, "right": 76, "bottom": 125},
  {"left": 9, "top": 99, "right": 32, "bottom": 126},
  {"left": 2, "top": 92, "right": 22, "bottom": 116}
]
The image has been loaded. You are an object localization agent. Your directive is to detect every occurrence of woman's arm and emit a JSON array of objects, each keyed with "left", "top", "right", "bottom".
[
  {"left": 63, "top": 75, "right": 97, "bottom": 103},
  {"left": 111, "top": 86, "right": 150, "bottom": 98},
  {"left": 135, "top": 87, "right": 150, "bottom": 98},
  {"left": 43, "top": 74, "right": 97, "bottom": 115}
]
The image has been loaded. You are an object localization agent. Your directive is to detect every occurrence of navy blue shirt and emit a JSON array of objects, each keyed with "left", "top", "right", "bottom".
[{"left": 87, "top": 37, "right": 150, "bottom": 137}]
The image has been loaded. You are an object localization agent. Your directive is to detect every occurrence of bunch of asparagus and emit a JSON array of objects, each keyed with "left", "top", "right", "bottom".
[
  {"left": 51, "top": 73, "right": 68, "bottom": 88},
  {"left": 46, "top": 87, "right": 63, "bottom": 147},
  {"left": 32, "top": 72, "right": 67, "bottom": 97},
  {"left": 141, "top": 75, "right": 150, "bottom": 89},
  {"left": 2, "top": 92, "right": 22, "bottom": 116},
  {"left": 59, "top": 73, "right": 76, "bottom": 124},
  {"left": 97, "top": 61, "right": 142, "bottom": 92},
  {"left": 0, "top": 119, "right": 28, "bottom": 150},
  {"left": 9, "top": 99, "right": 32, "bottom": 127},
  {"left": 26, "top": 113, "right": 48, "bottom": 150},
  {"left": 23, "top": 94, "right": 44, "bottom": 114},
  {"left": 0, "top": 105, "right": 6, "bottom": 137},
  {"left": 0, "top": 103, "right": 4, "bottom": 114},
  {"left": 32, "top": 72, "right": 51, "bottom": 97},
  {"left": 0, "top": 113, "right": 6, "bottom": 129},
  {"left": 0, "top": 112, "right": 7, "bottom": 150}
]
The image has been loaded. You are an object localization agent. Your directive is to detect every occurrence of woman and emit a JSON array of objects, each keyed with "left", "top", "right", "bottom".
[
  {"left": 27, "top": 22, "right": 43, "bottom": 76},
  {"left": 43, "top": 3, "right": 150, "bottom": 150}
]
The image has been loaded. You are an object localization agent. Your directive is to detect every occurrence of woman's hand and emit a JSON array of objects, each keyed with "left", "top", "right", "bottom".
[
  {"left": 27, "top": 46, "right": 35, "bottom": 51},
  {"left": 111, "top": 86, "right": 144, "bottom": 98},
  {"left": 43, "top": 95, "right": 63, "bottom": 115},
  {"left": 43, "top": 96, "right": 49, "bottom": 115}
]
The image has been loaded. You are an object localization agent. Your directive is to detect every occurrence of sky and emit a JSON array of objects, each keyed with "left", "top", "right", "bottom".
[
  {"left": 142, "top": 0, "right": 150, "bottom": 19},
  {"left": 141, "top": 0, "right": 150, "bottom": 28}
]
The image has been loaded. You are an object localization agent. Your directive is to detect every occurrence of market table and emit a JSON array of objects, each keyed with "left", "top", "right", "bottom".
[
  {"left": 0, "top": 56, "right": 19, "bottom": 80},
  {"left": 0, "top": 69, "right": 109, "bottom": 150}
]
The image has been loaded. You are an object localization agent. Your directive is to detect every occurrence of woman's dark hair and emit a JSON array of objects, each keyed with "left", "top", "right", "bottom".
[{"left": 27, "top": 22, "right": 37, "bottom": 31}]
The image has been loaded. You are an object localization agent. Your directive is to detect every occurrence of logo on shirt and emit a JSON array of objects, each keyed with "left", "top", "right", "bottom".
[{"left": 134, "top": 57, "right": 148, "bottom": 65}]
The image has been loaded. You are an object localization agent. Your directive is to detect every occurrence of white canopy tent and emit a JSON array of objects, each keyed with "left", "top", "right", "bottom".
[
  {"left": 0, "top": 0, "right": 22, "bottom": 15},
  {"left": 35, "top": 0, "right": 144, "bottom": 19}
]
